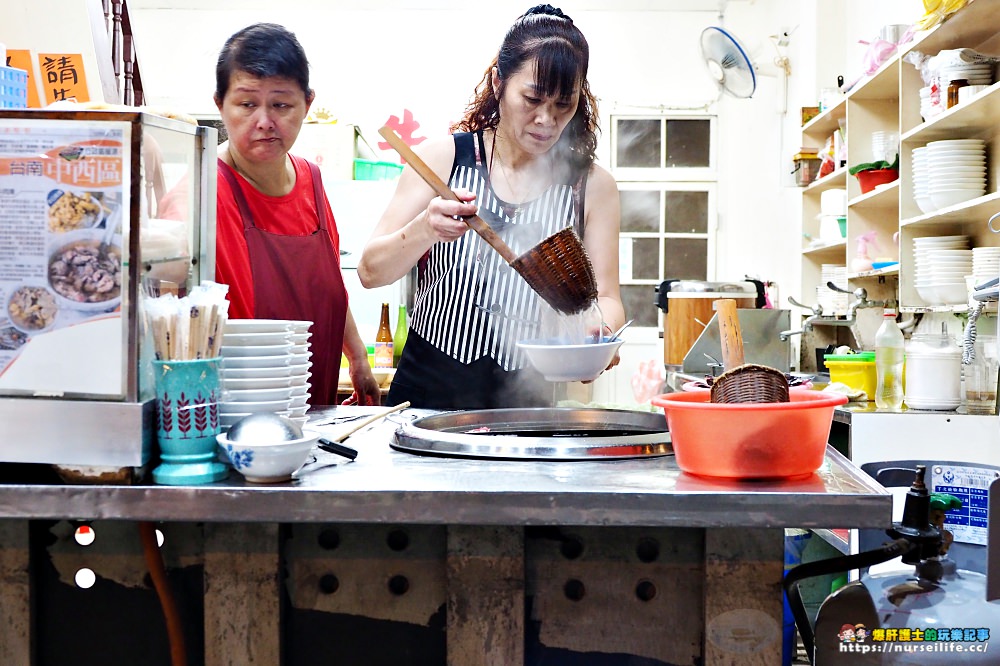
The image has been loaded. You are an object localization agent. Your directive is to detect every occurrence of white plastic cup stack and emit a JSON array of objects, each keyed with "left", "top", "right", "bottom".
[{"left": 871, "top": 130, "right": 899, "bottom": 164}]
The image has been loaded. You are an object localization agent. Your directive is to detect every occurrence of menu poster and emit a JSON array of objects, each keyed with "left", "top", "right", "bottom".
[{"left": 0, "top": 119, "right": 132, "bottom": 398}]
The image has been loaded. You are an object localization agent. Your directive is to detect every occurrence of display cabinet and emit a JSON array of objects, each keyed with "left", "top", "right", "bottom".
[{"left": 0, "top": 110, "right": 217, "bottom": 469}]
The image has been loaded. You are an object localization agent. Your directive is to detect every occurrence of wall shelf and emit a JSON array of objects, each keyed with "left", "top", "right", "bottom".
[{"left": 799, "top": 1, "right": 1000, "bottom": 369}]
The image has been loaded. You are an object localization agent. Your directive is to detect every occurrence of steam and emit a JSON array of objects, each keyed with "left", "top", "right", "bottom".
[{"left": 539, "top": 299, "right": 604, "bottom": 344}]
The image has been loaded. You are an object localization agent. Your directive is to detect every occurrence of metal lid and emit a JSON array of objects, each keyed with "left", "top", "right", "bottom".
[
  {"left": 391, "top": 408, "right": 672, "bottom": 460},
  {"left": 666, "top": 280, "right": 757, "bottom": 297}
]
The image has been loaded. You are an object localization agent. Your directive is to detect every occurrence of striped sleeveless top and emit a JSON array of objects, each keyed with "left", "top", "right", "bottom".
[{"left": 409, "top": 131, "right": 584, "bottom": 371}]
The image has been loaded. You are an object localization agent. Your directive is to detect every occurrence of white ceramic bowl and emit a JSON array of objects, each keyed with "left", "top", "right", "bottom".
[
  {"left": 220, "top": 398, "right": 294, "bottom": 414},
  {"left": 217, "top": 428, "right": 320, "bottom": 483},
  {"left": 220, "top": 343, "right": 293, "bottom": 358},
  {"left": 221, "top": 354, "right": 292, "bottom": 370},
  {"left": 288, "top": 405, "right": 310, "bottom": 418},
  {"left": 224, "top": 319, "right": 295, "bottom": 334},
  {"left": 931, "top": 189, "right": 983, "bottom": 209},
  {"left": 223, "top": 386, "right": 296, "bottom": 403},
  {"left": 219, "top": 410, "right": 291, "bottom": 428},
  {"left": 222, "top": 331, "right": 293, "bottom": 346},
  {"left": 935, "top": 283, "right": 971, "bottom": 304},
  {"left": 220, "top": 365, "right": 294, "bottom": 379},
  {"left": 222, "top": 375, "right": 294, "bottom": 390},
  {"left": 517, "top": 338, "right": 625, "bottom": 382},
  {"left": 289, "top": 415, "right": 310, "bottom": 428}
]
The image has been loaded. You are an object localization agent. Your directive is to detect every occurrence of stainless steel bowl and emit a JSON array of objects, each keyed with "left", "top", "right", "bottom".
[{"left": 226, "top": 413, "right": 303, "bottom": 445}]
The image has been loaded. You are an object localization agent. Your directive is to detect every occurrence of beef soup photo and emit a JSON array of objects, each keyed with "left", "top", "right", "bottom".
[{"left": 47, "top": 230, "right": 122, "bottom": 309}]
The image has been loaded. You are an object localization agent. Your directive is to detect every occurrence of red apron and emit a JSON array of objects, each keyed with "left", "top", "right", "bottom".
[{"left": 218, "top": 159, "right": 346, "bottom": 405}]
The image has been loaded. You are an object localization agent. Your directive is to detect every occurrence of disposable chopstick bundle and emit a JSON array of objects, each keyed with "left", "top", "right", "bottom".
[{"left": 143, "top": 281, "right": 230, "bottom": 361}]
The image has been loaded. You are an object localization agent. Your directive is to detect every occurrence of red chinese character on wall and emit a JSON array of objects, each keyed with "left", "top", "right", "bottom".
[{"left": 379, "top": 109, "right": 426, "bottom": 162}]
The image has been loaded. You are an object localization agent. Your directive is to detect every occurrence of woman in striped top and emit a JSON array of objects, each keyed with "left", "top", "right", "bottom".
[{"left": 358, "top": 4, "right": 625, "bottom": 409}]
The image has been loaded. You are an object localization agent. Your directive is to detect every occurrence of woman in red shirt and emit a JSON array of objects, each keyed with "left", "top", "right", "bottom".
[{"left": 214, "top": 23, "right": 379, "bottom": 407}]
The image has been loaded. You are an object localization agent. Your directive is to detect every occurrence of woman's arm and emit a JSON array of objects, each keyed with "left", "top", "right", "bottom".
[
  {"left": 357, "top": 136, "right": 478, "bottom": 288},
  {"left": 342, "top": 308, "right": 381, "bottom": 406},
  {"left": 583, "top": 164, "right": 625, "bottom": 333}
]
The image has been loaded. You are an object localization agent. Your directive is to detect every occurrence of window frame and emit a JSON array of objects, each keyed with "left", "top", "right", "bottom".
[{"left": 609, "top": 112, "right": 718, "bottom": 331}]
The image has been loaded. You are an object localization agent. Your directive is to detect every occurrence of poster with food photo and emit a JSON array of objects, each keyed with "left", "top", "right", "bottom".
[{"left": 0, "top": 118, "right": 131, "bottom": 397}]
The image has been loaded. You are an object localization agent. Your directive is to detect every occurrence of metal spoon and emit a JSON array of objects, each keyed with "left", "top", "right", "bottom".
[{"left": 608, "top": 319, "right": 634, "bottom": 341}]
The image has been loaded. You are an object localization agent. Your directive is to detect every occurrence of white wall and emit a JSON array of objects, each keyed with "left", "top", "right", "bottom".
[{"left": 6, "top": 0, "right": 927, "bottom": 401}]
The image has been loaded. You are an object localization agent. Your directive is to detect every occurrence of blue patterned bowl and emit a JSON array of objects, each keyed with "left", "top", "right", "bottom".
[{"left": 216, "top": 428, "right": 319, "bottom": 483}]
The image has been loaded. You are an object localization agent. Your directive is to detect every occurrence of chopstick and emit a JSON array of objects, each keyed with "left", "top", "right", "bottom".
[{"left": 326, "top": 401, "right": 411, "bottom": 444}]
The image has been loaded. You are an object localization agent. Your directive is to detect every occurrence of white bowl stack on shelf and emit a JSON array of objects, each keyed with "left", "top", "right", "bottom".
[
  {"left": 218, "top": 319, "right": 313, "bottom": 432},
  {"left": 971, "top": 246, "right": 1000, "bottom": 289},
  {"left": 912, "top": 146, "right": 934, "bottom": 215},
  {"left": 926, "top": 138, "right": 987, "bottom": 211},
  {"left": 913, "top": 235, "right": 972, "bottom": 305},
  {"left": 818, "top": 264, "right": 849, "bottom": 316}
]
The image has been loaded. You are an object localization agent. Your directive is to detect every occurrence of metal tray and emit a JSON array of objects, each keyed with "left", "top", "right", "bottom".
[{"left": 391, "top": 407, "right": 671, "bottom": 460}]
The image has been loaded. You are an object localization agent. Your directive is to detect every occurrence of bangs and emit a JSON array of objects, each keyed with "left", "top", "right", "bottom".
[{"left": 531, "top": 39, "right": 583, "bottom": 99}]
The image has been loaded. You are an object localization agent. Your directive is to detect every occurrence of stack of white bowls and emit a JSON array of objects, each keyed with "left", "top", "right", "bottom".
[
  {"left": 926, "top": 138, "right": 987, "bottom": 210},
  {"left": 918, "top": 86, "right": 939, "bottom": 122},
  {"left": 218, "top": 319, "right": 313, "bottom": 431},
  {"left": 972, "top": 246, "right": 1000, "bottom": 287},
  {"left": 911, "top": 146, "right": 934, "bottom": 214},
  {"left": 818, "top": 264, "right": 849, "bottom": 316},
  {"left": 913, "top": 235, "right": 971, "bottom": 305}
]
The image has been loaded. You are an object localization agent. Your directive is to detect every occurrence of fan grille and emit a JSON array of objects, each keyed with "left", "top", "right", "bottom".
[{"left": 700, "top": 26, "right": 757, "bottom": 99}]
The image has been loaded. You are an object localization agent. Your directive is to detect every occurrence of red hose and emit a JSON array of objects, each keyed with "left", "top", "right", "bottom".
[{"left": 139, "top": 521, "right": 187, "bottom": 666}]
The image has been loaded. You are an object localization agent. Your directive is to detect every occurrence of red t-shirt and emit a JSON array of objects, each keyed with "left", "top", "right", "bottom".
[{"left": 215, "top": 155, "right": 341, "bottom": 317}]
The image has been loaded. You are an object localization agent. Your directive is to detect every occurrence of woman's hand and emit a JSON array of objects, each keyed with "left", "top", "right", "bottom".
[
  {"left": 421, "top": 189, "right": 479, "bottom": 243},
  {"left": 342, "top": 363, "right": 382, "bottom": 406}
]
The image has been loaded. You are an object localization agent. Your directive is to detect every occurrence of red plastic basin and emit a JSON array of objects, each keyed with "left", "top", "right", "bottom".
[{"left": 651, "top": 390, "right": 848, "bottom": 479}]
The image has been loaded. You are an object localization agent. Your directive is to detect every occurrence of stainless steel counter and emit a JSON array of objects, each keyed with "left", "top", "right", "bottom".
[
  {"left": 0, "top": 406, "right": 890, "bottom": 528},
  {"left": 0, "top": 405, "right": 893, "bottom": 666}
]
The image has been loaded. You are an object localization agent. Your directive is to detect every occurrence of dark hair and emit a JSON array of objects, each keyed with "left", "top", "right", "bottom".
[
  {"left": 215, "top": 23, "right": 312, "bottom": 101},
  {"left": 453, "top": 4, "right": 599, "bottom": 171}
]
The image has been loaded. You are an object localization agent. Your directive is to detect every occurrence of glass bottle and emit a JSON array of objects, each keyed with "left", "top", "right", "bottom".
[
  {"left": 874, "top": 309, "right": 905, "bottom": 411},
  {"left": 947, "top": 78, "right": 969, "bottom": 108},
  {"left": 374, "top": 303, "right": 393, "bottom": 369},
  {"left": 392, "top": 304, "right": 408, "bottom": 368}
]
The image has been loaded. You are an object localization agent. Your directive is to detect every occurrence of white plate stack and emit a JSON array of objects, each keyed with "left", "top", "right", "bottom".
[
  {"left": 218, "top": 319, "right": 313, "bottom": 431},
  {"left": 912, "top": 146, "right": 934, "bottom": 214},
  {"left": 913, "top": 235, "right": 971, "bottom": 305},
  {"left": 818, "top": 264, "right": 849, "bottom": 316},
  {"left": 926, "top": 138, "right": 987, "bottom": 210},
  {"left": 972, "top": 246, "right": 1000, "bottom": 287},
  {"left": 939, "top": 62, "right": 994, "bottom": 88}
]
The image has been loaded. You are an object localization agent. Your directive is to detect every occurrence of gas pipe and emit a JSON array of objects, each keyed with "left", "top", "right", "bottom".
[{"left": 785, "top": 465, "right": 1000, "bottom": 664}]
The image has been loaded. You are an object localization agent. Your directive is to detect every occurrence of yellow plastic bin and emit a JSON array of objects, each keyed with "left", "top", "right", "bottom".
[{"left": 824, "top": 352, "right": 876, "bottom": 399}]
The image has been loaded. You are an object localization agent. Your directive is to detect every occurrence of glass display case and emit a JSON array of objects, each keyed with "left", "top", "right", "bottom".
[{"left": 0, "top": 110, "right": 217, "bottom": 468}]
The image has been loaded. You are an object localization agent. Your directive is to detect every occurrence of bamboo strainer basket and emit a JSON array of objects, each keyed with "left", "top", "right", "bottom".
[
  {"left": 379, "top": 126, "right": 598, "bottom": 315},
  {"left": 709, "top": 299, "right": 789, "bottom": 404}
]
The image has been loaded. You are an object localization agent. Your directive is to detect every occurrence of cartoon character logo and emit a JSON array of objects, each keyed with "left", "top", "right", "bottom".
[
  {"left": 839, "top": 624, "right": 856, "bottom": 643},
  {"left": 854, "top": 624, "right": 868, "bottom": 642}
]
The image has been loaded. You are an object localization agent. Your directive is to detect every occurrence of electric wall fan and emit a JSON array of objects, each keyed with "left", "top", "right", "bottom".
[{"left": 700, "top": 26, "right": 757, "bottom": 99}]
